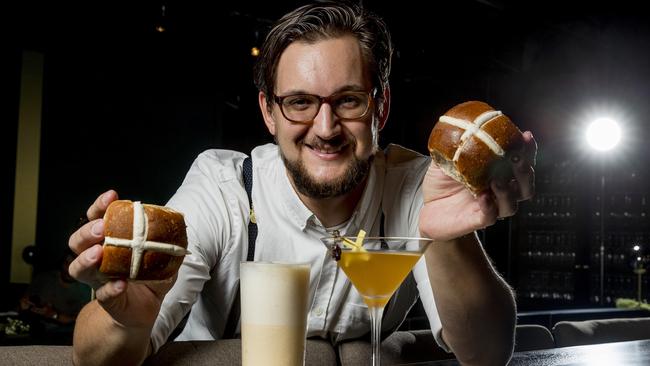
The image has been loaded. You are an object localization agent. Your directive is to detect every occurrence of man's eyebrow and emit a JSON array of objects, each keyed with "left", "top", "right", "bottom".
[{"left": 277, "top": 85, "right": 368, "bottom": 96}]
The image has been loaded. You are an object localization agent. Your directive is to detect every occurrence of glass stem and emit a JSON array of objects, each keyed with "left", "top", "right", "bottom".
[{"left": 369, "top": 305, "right": 384, "bottom": 366}]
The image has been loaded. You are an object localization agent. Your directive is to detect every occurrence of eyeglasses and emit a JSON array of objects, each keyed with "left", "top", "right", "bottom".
[{"left": 273, "top": 89, "right": 375, "bottom": 123}]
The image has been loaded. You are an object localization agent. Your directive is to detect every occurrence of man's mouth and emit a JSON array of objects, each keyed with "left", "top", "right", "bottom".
[{"left": 305, "top": 142, "right": 348, "bottom": 160}]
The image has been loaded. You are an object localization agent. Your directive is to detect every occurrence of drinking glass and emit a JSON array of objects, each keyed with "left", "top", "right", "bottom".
[{"left": 320, "top": 235, "right": 432, "bottom": 366}]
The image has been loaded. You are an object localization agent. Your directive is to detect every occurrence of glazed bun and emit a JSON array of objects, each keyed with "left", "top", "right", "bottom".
[
  {"left": 99, "top": 200, "right": 188, "bottom": 281},
  {"left": 428, "top": 101, "right": 524, "bottom": 195}
]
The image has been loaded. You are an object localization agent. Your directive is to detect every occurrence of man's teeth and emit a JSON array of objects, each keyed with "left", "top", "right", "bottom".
[{"left": 313, "top": 146, "right": 342, "bottom": 153}]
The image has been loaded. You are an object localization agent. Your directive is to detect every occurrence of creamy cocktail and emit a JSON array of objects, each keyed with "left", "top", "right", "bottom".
[{"left": 240, "top": 262, "right": 311, "bottom": 366}]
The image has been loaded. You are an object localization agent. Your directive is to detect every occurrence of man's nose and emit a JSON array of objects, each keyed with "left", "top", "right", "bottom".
[{"left": 311, "top": 103, "right": 341, "bottom": 139}]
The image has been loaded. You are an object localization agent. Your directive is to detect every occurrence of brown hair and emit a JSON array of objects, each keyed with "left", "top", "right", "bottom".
[{"left": 254, "top": 0, "right": 393, "bottom": 112}]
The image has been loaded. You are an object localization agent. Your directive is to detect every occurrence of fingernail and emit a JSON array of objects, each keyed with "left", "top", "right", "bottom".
[
  {"left": 101, "top": 191, "right": 112, "bottom": 205},
  {"left": 113, "top": 280, "right": 125, "bottom": 292},
  {"left": 91, "top": 220, "right": 104, "bottom": 236},
  {"left": 86, "top": 245, "right": 100, "bottom": 261}
]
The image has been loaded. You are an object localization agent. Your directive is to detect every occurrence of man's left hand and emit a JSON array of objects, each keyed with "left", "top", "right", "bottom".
[{"left": 419, "top": 131, "right": 537, "bottom": 241}]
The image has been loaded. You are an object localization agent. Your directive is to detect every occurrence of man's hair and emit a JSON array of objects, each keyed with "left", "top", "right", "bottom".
[{"left": 254, "top": 0, "right": 393, "bottom": 111}]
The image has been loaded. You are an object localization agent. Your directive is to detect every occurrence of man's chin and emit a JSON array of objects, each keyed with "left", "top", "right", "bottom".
[{"left": 283, "top": 158, "right": 369, "bottom": 199}]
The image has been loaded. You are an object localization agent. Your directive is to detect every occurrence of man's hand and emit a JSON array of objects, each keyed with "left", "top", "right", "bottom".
[
  {"left": 68, "top": 190, "right": 175, "bottom": 328},
  {"left": 419, "top": 131, "right": 537, "bottom": 241}
]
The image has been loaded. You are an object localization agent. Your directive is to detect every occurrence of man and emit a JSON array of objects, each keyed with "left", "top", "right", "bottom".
[{"left": 69, "top": 1, "right": 536, "bottom": 365}]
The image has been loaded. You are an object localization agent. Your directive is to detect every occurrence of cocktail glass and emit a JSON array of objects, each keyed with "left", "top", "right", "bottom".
[{"left": 320, "top": 235, "right": 433, "bottom": 366}]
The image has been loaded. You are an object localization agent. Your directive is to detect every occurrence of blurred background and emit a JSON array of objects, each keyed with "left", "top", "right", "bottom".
[{"left": 3, "top": 0, "right": 650, "bottom": 344}]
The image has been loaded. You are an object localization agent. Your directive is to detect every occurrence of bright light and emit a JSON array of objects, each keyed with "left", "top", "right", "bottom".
[
  {"left": 586, "top": 118, "right": 621, "bottom": 151},
  {"left": 634, "top": 245, "right": 641, "bottom": 251}
]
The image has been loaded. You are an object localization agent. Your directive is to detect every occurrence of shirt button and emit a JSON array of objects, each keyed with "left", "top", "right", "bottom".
[{"left": 314, "top": 308, "right": 324, "bottom": 316}]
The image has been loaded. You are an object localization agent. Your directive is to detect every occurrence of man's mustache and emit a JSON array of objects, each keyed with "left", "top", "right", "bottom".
[{"left": 303, "top": 136, "right": 350, "bottom": 150}]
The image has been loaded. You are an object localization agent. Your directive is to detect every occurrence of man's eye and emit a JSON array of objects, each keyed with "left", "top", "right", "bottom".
[
  {"left": 286, "top": 97, "right": 314, "bottom": 107},
  {"left": 337, "top": 95, "right": 363, "bottom": 108}
]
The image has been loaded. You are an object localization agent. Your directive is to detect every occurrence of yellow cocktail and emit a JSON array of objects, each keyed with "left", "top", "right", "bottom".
[
  {"left": 321, "top": 235, "right": 432, "bottom": 366},
  {"left": 339, "top": 251, "right": 422, "bottom": 307}
]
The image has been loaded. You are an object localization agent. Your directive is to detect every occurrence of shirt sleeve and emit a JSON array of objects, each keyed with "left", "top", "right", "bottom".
[{"left": 150, "top": 149, "right": 248, "bottom": 352}]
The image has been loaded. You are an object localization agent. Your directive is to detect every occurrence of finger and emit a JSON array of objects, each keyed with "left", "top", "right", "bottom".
[
  {"left": 491, "top": 179, "right": 518, "bottom": 218},
  {"left": 507, "top": 131, "right": 537, "bottom": 201},
  {"left": 69, "top": 219, "right": 104, "bottom": 255},
  {"left": 513, "top": 164, "right": 535, "bottom": 201},
  {"left": 95, "top": 280, "right": 127, "bottom": 303},
  {"left": 476, "top": 192, "right": 498, "bottom": 227},
  {"left": 86, "top": 190, "right": 119, "bottom": 221},
  {"left": 68, "top": 244, "right": 105, "bottom": 289},
  {"left": 521, "top": 131, "right": 537, "bottom": 167}
]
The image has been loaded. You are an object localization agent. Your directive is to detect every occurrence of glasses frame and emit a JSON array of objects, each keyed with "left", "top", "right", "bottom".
[{"left": 273, "top": 89, "right": 377, "bottom": 123}]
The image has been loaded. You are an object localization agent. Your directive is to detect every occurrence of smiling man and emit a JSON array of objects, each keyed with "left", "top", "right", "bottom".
[
  {"left": 261, "top": 35, "right": 382, "bottom": 226},
  {"left": 69, "top": 1, "right": 536, "bottom": 365}
]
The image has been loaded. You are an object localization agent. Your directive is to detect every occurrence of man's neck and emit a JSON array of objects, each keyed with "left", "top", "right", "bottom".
[{"left": 290, "top": 175, "right": 367, "bottom": 228}]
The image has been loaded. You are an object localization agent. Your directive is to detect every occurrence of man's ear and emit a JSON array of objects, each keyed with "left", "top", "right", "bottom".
[
  {"left": 377, "top": 86, "right": 390, "bottom": 131},
  {"left": 259, "top": 91, "right": 277, "bottom": 135}
]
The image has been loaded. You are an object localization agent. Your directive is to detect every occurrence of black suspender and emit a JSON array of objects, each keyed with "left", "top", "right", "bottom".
[
  {"left": 224, "top": 156, "right": 388, "bottom": 339},
  {"left": 242, "top": 156, "right": 257, "bottom": 262}
]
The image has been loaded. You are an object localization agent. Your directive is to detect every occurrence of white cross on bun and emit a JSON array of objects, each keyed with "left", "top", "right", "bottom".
[
  {"left": 428, "top": 101, "right": 524, "bottom": 195},
  {"left": 99, "top": 200, "right": 188, "bottom": 281}
]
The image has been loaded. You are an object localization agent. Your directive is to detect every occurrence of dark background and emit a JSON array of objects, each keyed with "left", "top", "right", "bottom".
[{"left": 4, "top": 0, "right": 650, "bottom": 312}]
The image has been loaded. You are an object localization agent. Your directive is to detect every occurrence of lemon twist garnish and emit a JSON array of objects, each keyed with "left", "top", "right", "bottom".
[{"left": 341, "top": 229, "right": 367, "bottom": 252}]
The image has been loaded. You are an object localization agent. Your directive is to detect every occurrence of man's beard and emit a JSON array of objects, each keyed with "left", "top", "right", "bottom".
[{"left": 281, "top": 146, "right": 372, "bottom": 199}]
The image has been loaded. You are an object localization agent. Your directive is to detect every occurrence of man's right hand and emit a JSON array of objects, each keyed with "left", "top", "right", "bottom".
[{"left": 68, "top": 190, "right": 176, "bottom": 329}]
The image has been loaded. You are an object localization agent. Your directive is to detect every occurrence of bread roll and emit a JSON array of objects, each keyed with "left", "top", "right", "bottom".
[
  {"left": 428, "top": 101, "right": 523, "bottom": 194},
  {"left": 99, "top": 200, "right": 188, "bottom": 281}
]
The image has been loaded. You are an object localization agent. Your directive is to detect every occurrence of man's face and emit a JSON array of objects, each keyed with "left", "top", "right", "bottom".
[{"left": 262, "top": 36, "right": 379, "bottom": 199}]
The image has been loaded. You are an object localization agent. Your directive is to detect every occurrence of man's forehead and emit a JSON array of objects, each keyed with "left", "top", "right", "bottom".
[{"left": 274, "top": 36, "right": 371, "bottom": 94}]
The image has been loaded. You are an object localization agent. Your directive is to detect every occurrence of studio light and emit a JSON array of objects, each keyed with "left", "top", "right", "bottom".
[{"left": 586, "top": 118, "right": 621, "bottom": 151}]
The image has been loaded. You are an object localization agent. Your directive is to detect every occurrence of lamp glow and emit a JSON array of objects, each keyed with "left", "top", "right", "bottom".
[{"left": 586, "top": 118, "right": 621, "bottom": 151}]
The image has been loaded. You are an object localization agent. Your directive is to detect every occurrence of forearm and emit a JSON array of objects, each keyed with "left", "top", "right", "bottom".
[
  {"left": 72, "top": 300, "right": 153, "bottom": 366},
  {"left": 425, "top": 232, "right": 515, "bottom": 366}
]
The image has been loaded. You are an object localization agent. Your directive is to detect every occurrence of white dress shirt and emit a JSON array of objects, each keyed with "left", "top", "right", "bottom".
[{"left": 150, "top": 143, "right": 447, "bottom": 352}]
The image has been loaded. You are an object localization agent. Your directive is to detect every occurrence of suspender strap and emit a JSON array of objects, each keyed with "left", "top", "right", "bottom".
[
  {"left": 223, "top": 156, "right": 257, "bottom": 339},
  {"left": 243, "top": 156, "right": 257, "bottom": 261}
]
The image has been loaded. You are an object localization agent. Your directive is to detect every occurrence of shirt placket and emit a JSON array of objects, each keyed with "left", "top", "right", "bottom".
[{"left": 308, "top": 246, "right": 339, "bottom": 332}]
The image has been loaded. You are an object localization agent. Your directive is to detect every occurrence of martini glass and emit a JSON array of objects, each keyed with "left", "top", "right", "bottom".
[{"left": 320, "top": 235, "right": 433, "bottom": 366}]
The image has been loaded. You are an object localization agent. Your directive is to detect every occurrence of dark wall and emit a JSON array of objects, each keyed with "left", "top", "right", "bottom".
[
  {"left": 1, "top": 49, "right": 21, "bottom": 286},
  {"left": 9, "top": 0, "right": 650, "bottom": 280}
]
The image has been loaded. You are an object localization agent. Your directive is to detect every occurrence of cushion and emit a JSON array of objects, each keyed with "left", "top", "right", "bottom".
[
  {"left": 145, "top": 338, "right": 337, "bottom": 365},
  {"left": 552, "top": 317, "right": 650, "bottom": 347},
  {"left": 514, "top": 324, "right": 555, "bottom": 351},
  {"left": 338, "top": 330, "right": 452, "bottom": 365}
]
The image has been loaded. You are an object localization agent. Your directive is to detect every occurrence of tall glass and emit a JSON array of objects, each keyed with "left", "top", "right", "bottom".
[
  {"left": 320, "top": 235, "right": 432, "bottom": 366},
  {"left": 240, "top": 262, "right": 311, "bottom": 366}
]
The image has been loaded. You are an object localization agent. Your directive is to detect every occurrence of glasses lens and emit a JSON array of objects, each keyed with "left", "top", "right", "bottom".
[
  {"left": 280, "top": 94, "right": 320, "bottom": 122},
  {"left": 332, "top": 92, "right": 370, "bottom": 119}
]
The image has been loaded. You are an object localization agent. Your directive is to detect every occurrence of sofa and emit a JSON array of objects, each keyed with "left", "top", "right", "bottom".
[{"left": 0, "top": 330, "right": 452, "bottom": 366}]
